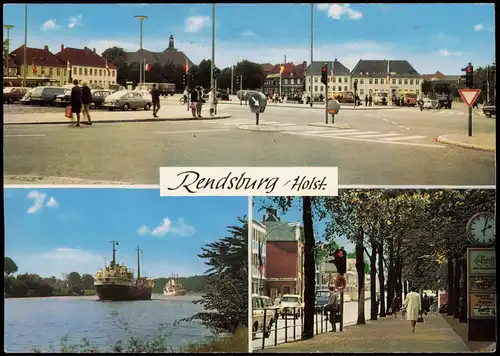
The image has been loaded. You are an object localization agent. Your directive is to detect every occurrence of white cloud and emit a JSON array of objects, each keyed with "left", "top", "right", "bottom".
[
  {"left": 474, "top": 23, "right": 484, "bottom": 32},
  {"left": 41, "top": 19, "right": 59, "bottom": 31},
  {"left": 318, "top": 3, "right": 363, "bottom": 20},
  {"left": 68, "top": 14, "right": 83, "bottom": 29},
  {"left": 26, "top": 190, "right": 47, "bottom": 214},
  {"left": 185, "top": 16, "right": 210, "bottom": 33},
  {"left": 6, "top": 247, "right": 203, "bottom": 278},
  {"left": 46, "top": 196, "right": 59, "bottom": 208},
  {"left": 241, "top": 30, "right": 257, "bottom": 37},
  {"left": 138, "top": 217, "right": 196, "bottom": 238},
  {"left": 439, "top": 49, "right": 464, "bottom": 57}
]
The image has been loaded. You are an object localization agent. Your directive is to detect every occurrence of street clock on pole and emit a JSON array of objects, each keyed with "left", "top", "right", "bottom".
[{"left": 466, "top": 212, "right": 495, "bottom": 246}]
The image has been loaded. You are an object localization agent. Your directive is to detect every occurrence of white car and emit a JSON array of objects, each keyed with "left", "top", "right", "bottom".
[
  {"left": 252, "top": 294, "right": 275, "bottom": 339},
  {"left": 279, "top": 294, "right": 304, "bottom": 319}
]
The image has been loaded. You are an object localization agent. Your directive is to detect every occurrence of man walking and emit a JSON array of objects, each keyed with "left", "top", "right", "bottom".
[
  {"left": 324, "top": 286, "right": 339, "bottom": 332},
  {"left": 150, "top": 84, "right": 161, "bottom": 118},
  {"left": 81, "top": 82, "right": 92, "bottom": 125}
]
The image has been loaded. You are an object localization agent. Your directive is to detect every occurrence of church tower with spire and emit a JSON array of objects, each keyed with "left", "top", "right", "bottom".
[{"left": 167, "top": 34, "right": 177, "bottom": 51}]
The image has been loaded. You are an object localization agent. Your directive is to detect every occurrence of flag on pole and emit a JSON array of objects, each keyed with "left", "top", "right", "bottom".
[
  {"left": 145, "top": 63, "right": 151, "bottom": 72},
  {"left": 280, "top": 64, "right": 285, "bottom": 75},
  {"left": 258, "top": 243, "right": 264, "bottom": 272},
  {"left": 32, "top": 58, "right": 38, "bottom": 74},
  {"left": 105, "top": 60, "right": 110, "bottom": 75},
  {"left": 67, "top": 60, "right": 72, "bottom": 72},
  {"left": 184, "top": 59, "right": 189, "bottom": 73},
  {"left": 386, "top": 60, "right": 390, "bottom": 83}
]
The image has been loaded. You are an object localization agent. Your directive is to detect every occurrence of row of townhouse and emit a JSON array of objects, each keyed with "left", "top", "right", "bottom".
[
  {"left": 4, "top": 44, "right": 117, "bottom": 88},
  {"left": 261, "top": 59, "right": 425, "bottom": 99}
]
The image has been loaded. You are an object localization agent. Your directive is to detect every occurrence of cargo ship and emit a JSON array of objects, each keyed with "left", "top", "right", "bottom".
[
  {"left": 163, "top": 274, "right": 187, "bottom": 296},
  {"left": 94, "top": 240, "right": 154, "bottom": 301}
]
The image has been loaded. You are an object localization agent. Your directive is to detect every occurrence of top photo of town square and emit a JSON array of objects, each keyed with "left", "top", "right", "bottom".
[{"left": 3, "top": 3, "right": 495, "bottom": 186}]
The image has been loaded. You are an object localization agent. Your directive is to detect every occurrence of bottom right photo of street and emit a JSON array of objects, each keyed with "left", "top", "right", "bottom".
[{"left": 250, "top": 189, "right": 496, "bottom": 353}]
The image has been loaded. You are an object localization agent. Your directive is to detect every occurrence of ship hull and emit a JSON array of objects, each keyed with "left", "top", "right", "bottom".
[
  {"left": 95, "top": 284, "right": 152, "bottom": 301},
  {"left": 163, "top": 290, "right": 187, "bottom": 296}
]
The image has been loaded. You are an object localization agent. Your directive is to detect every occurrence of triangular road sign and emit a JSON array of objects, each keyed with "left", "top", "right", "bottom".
[{"left": 458, "top": 89, "right": 481, "bottom": 107}]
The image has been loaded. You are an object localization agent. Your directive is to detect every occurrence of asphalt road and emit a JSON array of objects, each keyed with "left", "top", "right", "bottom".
[
  {"left": 3, "top": 103, "right": 495, "bottom": 185},
  {"left": 252, "top": 299, "right": 372, "bottom": 350}
]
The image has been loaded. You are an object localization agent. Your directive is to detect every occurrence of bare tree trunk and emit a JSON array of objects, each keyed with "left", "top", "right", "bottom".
[
  {"left": 386, "top": 236, "right": 394, "bottom": 315},
  {"left": 396, "top": 238, "right": 403, "bottom": 305},
  {"left": 370, "top": 238, "right": 378, "bottom": 320},
  {"left": 453, "top": 256, "right": 461, "bottom": 319},
  {"left": 403, "top": 280, "right": 408, "bottom": 298},
  {"left": 459, "top": 255, "right": 467, "bottom": 323},
  {"left": 302, "top": 196, "right": 316, "bottom": 340},
  {"left": 447, "top": 255, "right": 454, "bottom": 316},
  {"left": 378, "top": 241, "right": 386, "bottom": 317},
  {"left": 356, "top": 226, "right": 366, "bottom": 325}
]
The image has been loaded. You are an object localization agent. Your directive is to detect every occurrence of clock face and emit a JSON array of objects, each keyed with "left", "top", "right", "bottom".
[{"left": 469, "top": 213, "right": 495, "bottom": 245}]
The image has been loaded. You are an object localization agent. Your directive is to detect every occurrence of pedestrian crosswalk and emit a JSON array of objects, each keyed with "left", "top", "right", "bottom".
[{"left": 203, "top": 118, "right": 297, "bottom": 127}]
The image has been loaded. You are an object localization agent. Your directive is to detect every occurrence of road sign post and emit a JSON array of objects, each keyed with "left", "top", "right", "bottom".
[
  {"left": 334, "top": 274, "right": 346, "bottom": 332},
  {"left": 458, "top": 89, "right": 481, "bottom": 137},
  {"left": 249, "top": 92, "right": 267, "bottom": 125},
  {"left": 239, "top": 75, "right": 243, "bottom": 106}
]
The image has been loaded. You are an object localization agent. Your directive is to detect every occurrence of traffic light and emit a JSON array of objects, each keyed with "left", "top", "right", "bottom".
[
  {"left": 461, "top": 63, "right": 474, "bottom": 88},
  {"left": 236, "top": 75, "right": 240, "bottom": 86},
  {"left": 321, "top": 63, "right": 328, "bottom": 86},
  {"left": 182, "top": 74, "right": 186, "bottom": 86},
  {"left": 213, "top": 67, "right": 221, "bottom": 79},
  {"left": 328, "top": 248, "right": 347, "bottom": 275},
  {"left": 353, "top": 80, "right": 358, "bottom": 92}
]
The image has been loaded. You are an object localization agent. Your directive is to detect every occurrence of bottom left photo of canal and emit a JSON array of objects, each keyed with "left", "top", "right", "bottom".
[{"left": 4, "top": 188, "right": 249, "bottom": 353}]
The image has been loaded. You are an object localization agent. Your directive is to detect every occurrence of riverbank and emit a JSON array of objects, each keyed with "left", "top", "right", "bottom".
[{"left": 4, "top": 289, "right": 96, "bottom": 298}]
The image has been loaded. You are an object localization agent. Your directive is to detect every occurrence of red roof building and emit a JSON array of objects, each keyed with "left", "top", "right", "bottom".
[{"left": 262, "top": 61, "right": 307, "bottom": 97}]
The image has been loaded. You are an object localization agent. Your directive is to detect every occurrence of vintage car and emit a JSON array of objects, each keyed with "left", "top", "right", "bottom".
[
  {"left": 252, "top": 294, "right": 275, "bottom": 340},
  {"left": 483, "top": 105, "right": 496, "bottom": 118},
  {"left": 103, "top": 90, "right": 152, "bottom": 111},
  {"left": 29, "top": 86, "right": 67, "bottom": 106},
  {"left": 279, "top": 294, "right": 304, "bottom": 319},
  {"left": 3, "top": 87, "right": 30, "bottom": 104}
]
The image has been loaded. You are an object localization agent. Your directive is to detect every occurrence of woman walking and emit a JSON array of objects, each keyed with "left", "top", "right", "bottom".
[
  {"left": 81, "top": 82, "right": 92, "bottom": 125},
  {"left": 196, "top": 86, "right": 204, "bottom": 118},
  {"left": 404, "top": 286, "right": 422, "bottom": 332},
  {"left": 208, "top": 87, "right": 215, "bottom": 116},
  {"left": 70, "top": 79, "right": 82, "bottom": 127},
  {"left": 190, "top": 86, "right": 199, "bottom": 118}
]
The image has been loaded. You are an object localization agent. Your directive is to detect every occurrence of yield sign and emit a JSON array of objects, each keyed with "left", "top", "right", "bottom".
[{"left": 458, "top": 89, "right": 481, "bottom": 108}]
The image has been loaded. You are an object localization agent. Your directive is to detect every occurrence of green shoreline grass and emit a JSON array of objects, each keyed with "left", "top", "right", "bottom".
[{"left": 31, "top": 327, "right": 248, "bottom": 353}]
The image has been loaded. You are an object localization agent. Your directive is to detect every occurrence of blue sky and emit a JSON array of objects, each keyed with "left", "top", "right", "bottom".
[
  {"left": 4, "top": 188, "right": 247, "bottom": 278},
  {"left": 3, "top": 3, "right": 495, "bottom": 74},
  {"left": 254, "top": 197, "right": 355, "bottom": 253}
]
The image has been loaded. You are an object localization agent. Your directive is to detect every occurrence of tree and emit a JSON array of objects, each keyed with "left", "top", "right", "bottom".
[
  {"left": 184, "top": 218, "right": 248, "bottom": 334},
  {"left": 4, "top": 256, "right": 18, "bottom": 275},
  {"left": 197, "top": 59, "right": 213, "bottom": 89},
  {"left": 145, "top": 63, "right": 162, "bottom": 83},
  {"left": 102, "top": 46, "right": 130, "bottom": 86},
  {"left": 234, "top": 60, "right": 265, "bottom": 90},
  {"left": 81, "top": 274, "right": 95, "bottom": 290},
  {"left": 66, "top": 272, "right": 82, "bottom": 289},
  {"left": 218, "top": 67, "right": 233, "bottom": 91}
]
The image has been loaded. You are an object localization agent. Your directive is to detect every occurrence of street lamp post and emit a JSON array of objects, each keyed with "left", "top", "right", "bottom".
[
  {"left": 4, "top": 25, "right": 14, "bottom": 78},
  {"left": 310, "top": 3, "right": 314, "bottom": 107},
  {"left": 211, "top": 4, "right": 215, "bottom": 92},
  {"left": 135, "top": 15, "right": 147, "bottom": 89},
  {"left": 23, "top": 5, "right": 28, "bottom": 87}
]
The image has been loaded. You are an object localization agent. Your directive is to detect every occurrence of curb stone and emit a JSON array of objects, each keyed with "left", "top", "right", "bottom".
[
  {"left": 436, "top": 135, "right": 495, "bottom": 152},
  {"left": 308, "top": 123, "right": 352, "bottom": 129},
  {"left": 4, "top": 115, "right": 232, "bottom": 126}
]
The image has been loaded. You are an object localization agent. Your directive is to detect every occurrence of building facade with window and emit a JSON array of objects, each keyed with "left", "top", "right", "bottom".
[
  {"left": 350, "top": 59, "right": 423, "bottom": 99},
  {"left": 305, "top": 60, "right": 351, "bottom": 99},
  {"left": 262, "top": 62, "right": 306, "bottom": 97},
  {"left": 55, "top": 45, "right": 117, "bottom": 88},
  {"left": 263, "top": 209, "right": 304, "bottom": 300},
  {"left": 9, "top": 45, "right": 66, "bottom": 86},
  {"left": 252, "top": 220, "right": 267, "bottom": 295}
]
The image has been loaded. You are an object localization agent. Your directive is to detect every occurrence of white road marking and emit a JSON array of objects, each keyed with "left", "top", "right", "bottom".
[
  {"left": 155, "top": 129, "right": 230, "bottom": 134},
  {"left": 382, "top": 119, "right": 389, "bottom": 122},
  {"left": 350, "top": 133, "right": 402, "bottom": 139},
  {"left": 4, "top": 134, "right": 46, "bottom": 137},
  {"left": 301, "top": 134, "right": 442, "bottom": 148},
  {"left": 391, "top": 121, "right": 397, "bottom": 125},
  {"left": 324, "top": 131, "right": 379, "bottom": 136},
  {"left": 381, "top": 135, "right": 427, "bottom": 141},
  {"left": 305, "top": 129, "right": 359, "bottom": 135}
]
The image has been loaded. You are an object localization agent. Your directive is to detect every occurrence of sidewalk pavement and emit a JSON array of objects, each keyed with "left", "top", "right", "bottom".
[
  {"left": 436, "top": 133, "right": 496, "bottom": 152},
  {"left": 443, "top": 315, "right": 496, "bottom": 352},
  {"left": 256, "top": 314, "right": 470, "bottom": 353},
  {"left": 3, "top": 106, "right": 231, "bottom": 125}
]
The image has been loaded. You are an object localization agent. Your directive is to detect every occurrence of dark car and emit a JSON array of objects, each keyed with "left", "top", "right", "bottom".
[
  {"left": 483, "top": 103, "right": 496, "bottom": 118},
  {"left": 54, "top": 90, "right": 71, "bottom": 107},
  {"left": 3, "top": 87, "right": 30, "bottom": 104},
  {"left": 89, "top": 89, "right": 114, "bottom": 109},
  {"left": 29, "top": 86, "right": 67, "bottom": 106},
  {"left": 216, "top": 90, "right": 229, "bottom": 101},
  {"left": 315, "top": 290, "right": 330, "bottom": 314}
]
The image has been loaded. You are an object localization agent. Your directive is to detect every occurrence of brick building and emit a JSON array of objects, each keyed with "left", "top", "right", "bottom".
[
  {"left": 262, "top": 209, "right": 304, "bottom": 300},
  {"left": 305, "top": 60, "right": 351, "bottom": 99},
  {"left": 262, "top": 62, "right": 307, "bottom": 98}
]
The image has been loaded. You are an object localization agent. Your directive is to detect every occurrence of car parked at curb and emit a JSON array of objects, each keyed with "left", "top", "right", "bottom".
[
  {"left": 19, "top": 88, "right": 35, "bottom": 105},
  {"left": 279, "top": 294, "right": 304, "bottom": 319},
  {"left": 483, "top": 104, "right": 496, "bottom": 118},
  {"left": 3, "top": 87, "right": 30, "bottom": 104},
  {"left": 29, "top": 86, "right": 67, "bottom": 106},
  {"left": 252, "top": 294, "right": 275, "bottom": 340},
  {"left": 103, "top": 90, "right": 152, "bottom": 111}
]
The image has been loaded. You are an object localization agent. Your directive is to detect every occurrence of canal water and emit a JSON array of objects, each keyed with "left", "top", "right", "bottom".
[{"left": 4, "top": 294, "right": 211, "bottom": 352}]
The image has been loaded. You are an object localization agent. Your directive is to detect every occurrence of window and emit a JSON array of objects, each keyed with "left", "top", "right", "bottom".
[
  {"left": 284, "top": 79, "right": 288, "bottom": 84},
  {"left": 56, "top": 68, "right": 60, "bottom": 76},
  {"left": 314, "top": 85, "right": 318, "bottom": 92},
  {"left": 64, "top": 69, "right": 67, "bottom": 76},
  {"left": 374, "top": 79, "right": 378, "bottom": 84},
  {"left": 90, "top": 80, "right": 93, "bottom": 84},
  {"left": 392, "top": 79, "right": 396, "bottom": 85},
  {"left": 337, "top": 86, "right": 342, "bottom": 91},
  {"left": 314, "top": 77, "right": 318, "bottom": 83},
  {"left": 297, "top": 79, "right": 301, "bottom": 85},
  {"left": 416, "top": 90, "right": 420, "bottom": 95},
  {"left": 290, "top": 78, "right": 294, "bottom": 85},
  {"left": 308, "top": 85, "right": 311, "bottom": 91},
  {"left": 369, "top": 89, "right": 373, "bottom": 94},
  {"left": 398, "top": 79, "right": 402, "bottom": 85},
  {"left": 40, "top": 67, "right": 45, "bottom": 75},
  {"left": 49, "top": 68, "right": 53, "bottom": 76},
  {"left": 320, "top": 86, "right": 324, "bottom": 91},
  {"left": 112, "top": 70, "right": 115, "bottom": 77},
  {"left": 344, "top": 86, "right": 348, "bottom": 91},
  {"left": 79, "top": 67, "right": 83, "bottom": 75},
  {"left": 404, "top": 79, "right": 408, "bottom": 84},
  {"left": 360, "top": 89, "right": 364, "bottom": 95},
  {"left": 369, "top": 79, "right": 373, "bottom": 84},
  {"left": 282, "top": 286, "right": 291, "bottom": 294},
  {"left": 360, "top": 79, "right": 364, "bottom": 84},
  {"left": 416, "top": 79, "right": 420, "bottom": 85},
  {"left": 84, "top": 68, "right": 88, "bottom": 76},
  {"left": 332, "top": 77, "right": 336, "bottom": 83},
  {"left": 381, "top": 79, "right": 385, "bottom": 84},
  {"left": 344, "top": 77, "right": 348, "bottom": 83},
  {"left": 410, "top": 79, "right": 414, "bottom": 85}
]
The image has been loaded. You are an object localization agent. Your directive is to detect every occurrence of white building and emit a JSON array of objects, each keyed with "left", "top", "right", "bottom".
[
  {"left": 252, "top": 220, "right": 267, "bottom": 295},
  {"left": 304, "top": 60, "right": 352, "bottom": 99},
  {"left": 55, "top": 45, "right": 118, "bottom": 88},
  {"left": 350, "top": 59, "right": 424, "bottom": 99}
]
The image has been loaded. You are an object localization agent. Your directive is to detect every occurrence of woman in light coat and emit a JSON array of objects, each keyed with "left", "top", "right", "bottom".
[
  {"left": 404, "top": 286, "right": 422, "bottom": 332},
  {"left": 208, "top": 87, "right": 215, "bottom": 116}
]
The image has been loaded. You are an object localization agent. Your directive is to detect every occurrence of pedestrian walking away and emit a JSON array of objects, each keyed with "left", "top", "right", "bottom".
[
  {"left": 81, "top": 82, "right": 92, "bottom": 125},
  {"left": 324, "top": 286, "right": 339, "bottom": 332},
  {"left": 369, "top": 94, "right": 373, "bottom": 107},
  {"left": 208, "top": 87, "right": 215, "bottom": 116},
  {"left": 70, "top": 79, "right": 83, "bottom": 127},
  {"left": 190, "top": 86, "right": 199, "bottom": 118},
  {"left": 404, "top": 286, "right": 422, "bottom": 333},
  {"left": 196, "top": 86, "right": 204, "bottom": 118},
  {"left": 150, "top": 84, "right": 161, "bottom": 118},
  {"left": 365, "top": 95, "right": 368, "bottom": 107},
  {"left": 422, "top": 294, "right": 430, "bottom": 316}
]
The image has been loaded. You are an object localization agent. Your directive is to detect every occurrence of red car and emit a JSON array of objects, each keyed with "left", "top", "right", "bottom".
[{"left": 3, "top": 87, "right": 30, "bottom": 104}]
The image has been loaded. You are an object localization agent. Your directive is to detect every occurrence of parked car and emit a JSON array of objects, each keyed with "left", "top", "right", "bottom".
[
  {"left": 54, "top": 90, "right": 71, "bottom": 107},
  {"left": 279, "top": 294, "right": 303, "bottom": 319},
  {"left": 315, "top": 289, "right": 330, "bottom": 314},
  {"left": 373, "top": 92, "right": 388, "bottom": 106},
  {"left": 20, "top": 88, "right": 35, "bottom": 105},
  {"left": 483, "top": 104, "right": 496, "bottom": 118},
  {"left": 29, "top": 86, "right": 67, "bottom": 106},
  {"left": 252, "top": 294, "right": 275, "bottom": 340},
  {"left": 216, "top": 90, "right": 229, "bottom": 101},
  {"left": 103, "top": 90, "right": 152, "bottom": 111},
  {"left": 90, "top": 89, "right": 114, "bottom": 109},
  {"left": 3, "top": 87, "right": 30, "bottom": 104}
]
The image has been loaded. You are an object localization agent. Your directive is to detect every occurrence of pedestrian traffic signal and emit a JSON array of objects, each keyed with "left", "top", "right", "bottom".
[
  {"left": 328, "top": 248, "right": 347, "bottom": 275},
  {"left": 461, "top": 63, "right": 474, "bottom": 88},
  {"left": 353, "top": 80, "right": 358, "bottom": 92},
  {"left": 213, "top": 67, "right": 221, "bottom": 79},
  {"left": 321, "top": 64, "right": 328, "bottom": 86}
]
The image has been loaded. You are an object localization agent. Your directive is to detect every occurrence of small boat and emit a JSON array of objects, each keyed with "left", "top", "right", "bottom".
[{"left": 163, "top": 274, "right": 187, "bottom": 296}]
